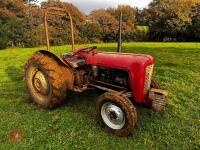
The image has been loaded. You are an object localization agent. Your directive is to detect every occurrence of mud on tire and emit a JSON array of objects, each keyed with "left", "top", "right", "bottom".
[
  {"left": 25, "top": 52, "right": 73, "bottom": 109},
  {"left": 96, "top": 92, "right": 137, "bottom": 137}
]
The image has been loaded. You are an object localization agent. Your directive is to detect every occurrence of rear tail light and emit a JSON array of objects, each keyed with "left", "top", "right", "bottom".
[{"left": 144, "top": 65, "right": 154, "bottom": 93}]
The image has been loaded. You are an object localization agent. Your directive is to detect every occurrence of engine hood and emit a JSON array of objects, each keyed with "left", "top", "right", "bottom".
[{"left": 85, "top": 52, "right": 155, "bottom": 70}]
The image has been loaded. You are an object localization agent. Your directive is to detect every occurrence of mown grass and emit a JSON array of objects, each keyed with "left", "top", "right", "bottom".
[{"left": 0, "top": 42, "right": 199, "bottom": 149}]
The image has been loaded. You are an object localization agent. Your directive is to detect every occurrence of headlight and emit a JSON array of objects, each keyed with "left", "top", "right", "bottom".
[{"left": 144, "top": 65, "right": 154, "bottom": 93}]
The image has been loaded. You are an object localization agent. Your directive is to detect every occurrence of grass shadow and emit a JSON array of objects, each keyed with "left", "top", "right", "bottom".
[
  {"left": 5, "top": 66, "right": 24, "bottom": 82},
  {"left": 63, "top": 90, "right": 98, "bottom": 116},
  {"left": 61, "top": 90, "right": 159, "bottom": 128}
]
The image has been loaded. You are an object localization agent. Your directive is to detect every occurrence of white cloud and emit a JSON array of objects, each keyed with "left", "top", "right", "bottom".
[{"left": 39, "top": 0, "right": 152, "bottom": 14}]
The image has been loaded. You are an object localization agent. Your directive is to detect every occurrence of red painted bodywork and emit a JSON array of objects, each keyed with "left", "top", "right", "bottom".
[{"left": 65, "top": 49, "right": 155, "bottom": 104}]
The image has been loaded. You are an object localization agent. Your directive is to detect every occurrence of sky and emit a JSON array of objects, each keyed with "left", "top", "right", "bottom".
[{"left": 39, "top": 0, "right": 152, "bottom": 14}]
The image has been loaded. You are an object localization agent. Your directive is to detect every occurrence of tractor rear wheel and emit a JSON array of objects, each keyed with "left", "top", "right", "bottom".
[
  {"left": 96, "top": 92, "right": 137, "bottom": 137},
  {"left": 25, "top": 52, "right": 72, "bottom": 109}
]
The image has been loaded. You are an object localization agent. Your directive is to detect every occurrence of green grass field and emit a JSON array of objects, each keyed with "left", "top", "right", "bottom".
[{"left": 0, "top": 42, "right": 199, "bottom": 149}]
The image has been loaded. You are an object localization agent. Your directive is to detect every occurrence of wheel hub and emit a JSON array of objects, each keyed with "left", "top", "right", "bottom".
[
  {"left": 32, "top": 69, "right": 49, "bottom": 96},
  {"left": 101, "top": 102, "right": 125, "bottom": 130}
]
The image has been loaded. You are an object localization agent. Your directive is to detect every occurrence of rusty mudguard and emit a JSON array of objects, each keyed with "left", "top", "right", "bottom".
[{"left": 34, "top": 50, "right": 74, "bottom": 90}]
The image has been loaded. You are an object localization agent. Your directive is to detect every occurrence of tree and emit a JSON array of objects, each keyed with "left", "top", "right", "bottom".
[
  {"left": 0, "top": 0, "right": 88, "bottom": 49},
  {"left": 22, "top": 6, "right": 44, "bottom": 47},
  {"left": 77, "top": 23, "right": 102, "bottom": 43},
  {"left": 89, "top": 9, "right": 118, "bottom": 34},
  {"left": 88, "top": 9, "right": 118, "bottom": 42},
  {"left": 142, "top": 0, "right": 200, "bottom": 41},
  {"left": 190, "top": 4, "right": 200, "bottom": 41},
  {"left": 89, "top": 5, "right": 137, "bottom": 42},
  {"left": 41, "top": 0, "right": 86, "bottom": 45},
  {"left": 0, "top": 0, "right": 27, "bottom": 48},
  {"left": 107, "top": 5, "right": 136, "bottom": 32}
]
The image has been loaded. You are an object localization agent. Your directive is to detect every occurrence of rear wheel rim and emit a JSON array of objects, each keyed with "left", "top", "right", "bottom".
[
  {"left": 31, "top": 68, "right": 50, "bottom": 99},
  {"left": 101, "top": 102, "right": 125, "bottom": 130}
]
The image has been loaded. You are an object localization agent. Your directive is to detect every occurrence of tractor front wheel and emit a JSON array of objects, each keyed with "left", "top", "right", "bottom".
[
  {"left": 96, "top": 92, "right": 137, "bottom": 137},
  {"left": 25, "top": 52, "right": 72, "bottom": 109}
]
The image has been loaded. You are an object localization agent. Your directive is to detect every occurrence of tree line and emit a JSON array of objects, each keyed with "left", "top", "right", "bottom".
[{"left": 0, "top": 0, "right": 200, "bottom": 49}]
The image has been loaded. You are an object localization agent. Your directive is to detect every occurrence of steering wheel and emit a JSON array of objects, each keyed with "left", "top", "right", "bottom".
[{"left": 70, "top": 46, "right": 97, "bottom": 58}]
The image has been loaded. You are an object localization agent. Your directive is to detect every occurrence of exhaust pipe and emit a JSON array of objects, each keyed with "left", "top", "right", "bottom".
[{"left": 117, "top": 12, "right": 122, "bottom": 53}]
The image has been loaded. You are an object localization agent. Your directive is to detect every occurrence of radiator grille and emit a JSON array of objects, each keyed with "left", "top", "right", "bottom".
[{"left": 144, "top": 65, "right": 154, "bottom": 93}]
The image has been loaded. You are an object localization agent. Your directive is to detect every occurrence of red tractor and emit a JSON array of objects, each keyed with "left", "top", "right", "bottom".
[{"left": 25, "top": 7, "right": 167, "bottom": 137}]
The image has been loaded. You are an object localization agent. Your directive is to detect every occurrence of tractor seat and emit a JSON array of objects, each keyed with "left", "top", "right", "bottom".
[
  {"left": 61, "top": 54, "right": 86, "bottom": 68},
  {"left": 67, "top": 58, "right": 86, "bottom": 68}
]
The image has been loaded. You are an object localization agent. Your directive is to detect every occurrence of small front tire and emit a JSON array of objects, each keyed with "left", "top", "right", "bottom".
[{"left": 96, "top": 92, "right": 137, "bottom": 137}]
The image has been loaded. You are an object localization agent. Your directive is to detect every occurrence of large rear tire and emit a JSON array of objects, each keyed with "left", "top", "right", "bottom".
[
  {"left": 96, "top": 92, "right": 137, "bottom": 137},
  {"left": 25, "top": 52, "right": 73, "bottom": 109}
]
